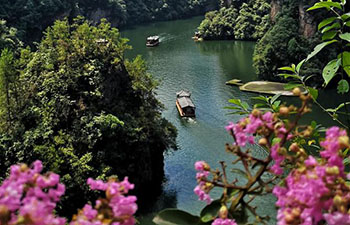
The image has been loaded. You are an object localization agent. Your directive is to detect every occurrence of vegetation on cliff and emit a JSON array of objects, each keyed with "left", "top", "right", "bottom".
[
  {"left": 253, "top": 0, "right": 326, "bottom": 82},
  {"left": 0, "top": 0, "right": 219, "bottom": 44},
  {"left": 0, "top": 18, "right": 176, "bottom": 216},
  {"left": 197, "top": 0, "right": 271, "bottom": 40}
]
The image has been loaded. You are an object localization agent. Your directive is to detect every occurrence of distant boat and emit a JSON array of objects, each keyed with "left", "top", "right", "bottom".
[
  {"left": 146, "top": 36, "right": 160, "bottom": 47},
  {"left": 192, "top": 31, "right": 203, "bottom": 42},
  {"left": 176, "top": 90, "right": 196, "bottom": 117}
]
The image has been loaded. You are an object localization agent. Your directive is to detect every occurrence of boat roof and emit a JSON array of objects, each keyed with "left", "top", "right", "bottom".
[
  {"left": 147, "top": 36, "right": 159, "bottom": 41},
  {"left": 176, "top": 90, "right": 191, "bottom": 97},
  {"left": 177, "top": 96, "right": 195, "bottom": 108}
]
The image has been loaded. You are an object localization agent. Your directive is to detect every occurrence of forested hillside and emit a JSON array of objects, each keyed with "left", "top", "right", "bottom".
[
  {"left": 197, "top": 0, "right": 271, "bottom": 40},
  {"left": 0, "top": 0, "right": 219, "bottom": 44},
  {"left": 0, "top": 18, "right": 177, "bottom": 216},
  {"left": 197, "top": 0, "right": 348, "bottom": 84}
]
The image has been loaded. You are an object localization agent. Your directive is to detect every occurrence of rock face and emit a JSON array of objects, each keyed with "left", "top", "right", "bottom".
[
  {"left": 298, "top": 3, "right": 317, "bottom": 38},
  {"left": 270, "top": 0, "right": 282, "bottom": 22},
  {"left": 269, "top": 0, "right": 317, "bottom": 38}
]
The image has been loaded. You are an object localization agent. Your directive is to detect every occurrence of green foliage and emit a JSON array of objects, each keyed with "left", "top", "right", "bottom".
[
  {"left": 0, "top": 20, "right": 21, "bottom": 50},
  {"left": 197, "top": 0, "right": 270, "bottom": 40},
  {"left": 0, "top": 18, "right": 177, "bottom": 217},
  {"left": 0, "top": 0, "right": 219, "bottom": 44},
  {"left": 253, "top": 0, "right": 324, "bottom": 82}
]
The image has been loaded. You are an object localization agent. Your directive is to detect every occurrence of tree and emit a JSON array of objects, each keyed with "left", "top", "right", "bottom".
[{"left": 0, "top": 18, "right": 176, "bottom": 216}]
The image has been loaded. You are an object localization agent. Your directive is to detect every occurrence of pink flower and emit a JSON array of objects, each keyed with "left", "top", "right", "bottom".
[
  {"left": 212, "top": 218, "right": 237, "bottom": 225},
  {"left": 270, "top": 144, "right": 285, "bottom": 175},
  {"left": 195, "top": 161, "right": 206, "bottom": 171},
  {"left": 194, "top": 182, "right": 212, "bottom": 204},
  {"left": 324, "top": 212, "right": 350, "bottom": 225},
  {"left": 0, "top": 160, "right": 66, "bottom": 225}
]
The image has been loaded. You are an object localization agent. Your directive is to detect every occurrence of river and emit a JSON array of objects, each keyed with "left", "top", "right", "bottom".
[{"left": 122, "top": 16, "right": 343, "bottom": 224}]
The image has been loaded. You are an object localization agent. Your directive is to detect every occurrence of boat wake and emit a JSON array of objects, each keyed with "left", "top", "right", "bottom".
[{"left": 158, "top": 33, "right": 176, "bottom": 43}]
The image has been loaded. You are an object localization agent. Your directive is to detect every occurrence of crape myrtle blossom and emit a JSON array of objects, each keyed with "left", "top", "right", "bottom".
[
  {"left": 194, "top": 161, "right": 213, "bottom": 204},
  {"left": 71, "top": 177, "right": 137, "bottom": 225},
  {"left": 0, "top": 160, "right": 138, "bottom": 225},
  {"left": 0, "top": 160, "right": 66, "bottom": 225},
  {"left": 273, "top": 127, "right": 350, "bottom": 225},
  {"left": 212, "top": 218, "right": 238, "bottom": 225},
  {"left": 225, "top": 110, "right": 288, "bottom": 175}
]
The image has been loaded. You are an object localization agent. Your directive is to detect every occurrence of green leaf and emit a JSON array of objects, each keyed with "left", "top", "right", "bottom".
[
  {"left": 311, "top": 121, "right": 317, "bottom": 129},
  {"left": 339, "top": 33, "right": 350, "bottom": 42},
  {"left": 284, "top": 83, "right": 302, "bottom": 90},
  {"left": 200, "top": 200, "right": 221, "bottom": 223},
  {"left": 341, "top": 12, "right": 350, "bottom": 21},
  {"left": 321, "top": 22, "right": 341, "bottom": 33},
  {"left": 278, "top": 66, "right": 295, "bottom": 72},
  {"left": 318, "top": 17, "right": 337, "bottom": 30},
  {"left": 252, "top": 96, "right": 268, "bottom": 102},
  {"left": 153, "top": 209, "right": 202, "bottom": 225},
  {"left": 271, "top": 93, "right": 281, "bottom": 103},
  {"left": 307, "top": 87, "right": 319, "bottom": 100},
  {"left": 228, "top": 99, "right": 242, "bottom": 106},
  {"left": 273, "top": 100, "right": 281, "bottom": 110},
  {"left": 343, "top": 51, "right": 350, "bottom": 76},
  {"left": 241, "top": 102, "right": 250, "bottom": 111},
  {"left": 322, "top": 31, "right": 337, "bottom": 41},
  {"left": 323, "top": 59, "right": 341, "bottom": 86},
  {"left": 296, "top": 59, "right": 306, "bottom": 73},
  {"left": 306, "top": 40, "right": 338, "bottom": 61},
  {"left": 308, "top": 2, "right": 342, "bottom": 11},
  {"left": 272, "top": 138, "right": 281, "bottom": 146},
  {"left": 346, "top": 21, "right": 350, "bottom": 27},
  {"left": 337, "top": 79, "right": 349, "bottom": 94},
  {"left": 278, "top": 73, "right": 300, "bottom": 79}
]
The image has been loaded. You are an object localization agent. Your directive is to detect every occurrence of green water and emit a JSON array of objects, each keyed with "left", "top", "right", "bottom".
[{"left": 122, "top": 16, "right": 343, "bottom": 224}]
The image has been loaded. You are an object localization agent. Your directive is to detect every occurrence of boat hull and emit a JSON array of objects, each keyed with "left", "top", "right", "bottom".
[
  {"left": 146, "top": 42, "right": 159, "bottom": 47},
  {"left": 176, "top": 100, "right": 195, "bottom": 117}
]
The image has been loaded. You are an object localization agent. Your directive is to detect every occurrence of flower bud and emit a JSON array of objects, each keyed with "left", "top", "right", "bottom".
[
  {"left": 334, "top": 195, "right": 343, "bottom": 206},
  {"left": 284, "top": 213, "right": 294, "bottom": 223},
  {"left": 292, "top": 88, "right": 301, "bottom": 96},
  {"left": 20, "top": 163, "right": 28, "bottom": 172},
  {"left": 0, "top": 205, "right": 10, "bottom": 224},
  {"left": 289, "top": 143, "right": 299, "bottom": 152},
  {"left": 279, "top": 107, "right": 289, "bottom": 116},
  {"left": 339, "top": 136, "right": 350, "bottom": 149},
  {"left": 203, "top": 162, "right": 211, "bottom": 171},
  {"left": 219, "top": 205, "right": 228, "bottom": 219},
  {"left": 291, "top": 208, "right": 301, "bottom": 218},
  {"left": 258, "top": 138, "right": 268, "bottom": 146},
  {"left": 326, "top": 166, "right": 340, "bottom": 176},
  {"left": 252, "top": 109, "right": 261, "bottom": 117}
]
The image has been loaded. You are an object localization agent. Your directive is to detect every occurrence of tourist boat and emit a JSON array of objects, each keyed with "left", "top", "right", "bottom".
[
  {"left": 176, "top": 90, "right": 196, "bottom": 117},
  {"left": 146, "top": 36, "right": 160, "bottom": 47},
  {"left": 192, "top": 32, "right": 203, "bottom": 42}
]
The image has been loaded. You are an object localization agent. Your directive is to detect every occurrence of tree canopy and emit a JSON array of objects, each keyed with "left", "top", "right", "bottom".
[{"left": 0, "top": 18, "right": 176, "bottom": 216}]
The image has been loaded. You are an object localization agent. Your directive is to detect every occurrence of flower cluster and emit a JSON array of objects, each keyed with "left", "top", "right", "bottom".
[
  {"left": 225, "top": 110, "right": 292, "bottom": 175},
  {"left": 273, "top": 127, "right": 350, "bottom": 225},
  {"left": 0, "top": 160, "right": 66, "bottom": 225},
  {"left": 212, "top": 218, "right": 237, "bottom": 225},
  {"left": 193, "top": 161, "right": 213, "bottom": 204},
  {"left": 0, "top": 160, "right": 138, "bottom": 225},
  {"left": 71, "top": 177, "right": 137, "bottom": 225}
]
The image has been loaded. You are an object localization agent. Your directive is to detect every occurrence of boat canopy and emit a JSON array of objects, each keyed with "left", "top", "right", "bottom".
[
  {"left": 176, "top": 90, "right": 191, "bottom": 98},
  {"left": 177, "top": 97, "right": 195, "bottom": 108},
  {"left": 147, "top": 36, "right": 159, "bottom": 41}
]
